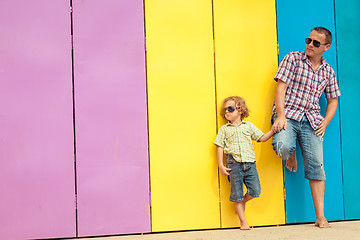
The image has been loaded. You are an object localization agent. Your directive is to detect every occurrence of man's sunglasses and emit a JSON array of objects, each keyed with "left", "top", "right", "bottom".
[
  {"left": 305, "top": 38, "right": 328, "bottom": 48},
  {"left": 224, "top": 106, "right": 240, "bottom": 113}
]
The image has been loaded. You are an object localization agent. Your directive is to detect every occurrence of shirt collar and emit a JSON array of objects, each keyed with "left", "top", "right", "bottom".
[
  {"left": 301, "top": 51, "right": 327, "bottom": 67},
  {"left": 225, "top": 120, "right": 247, "bottom": 126}
]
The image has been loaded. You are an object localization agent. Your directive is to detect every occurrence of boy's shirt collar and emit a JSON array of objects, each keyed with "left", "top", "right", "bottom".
[{"left": 225, "top": 120, "right": 247, "bottom": 126}]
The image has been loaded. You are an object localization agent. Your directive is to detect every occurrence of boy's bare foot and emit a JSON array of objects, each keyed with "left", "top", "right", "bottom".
[
  {"left": 235, "top": 201, "right": 251, "bottom": 230},
  {"left": 315, "top": 218, "right": 331, "bottom": 228},
  {"left": 240, "top": 220, "right": 251, "bottom": 230},
  {"left": 285, "top": 150, "right": 297, "bottom": 172},
  {"left": 240, "top": 225, "right": 251, "bottom": 230}
]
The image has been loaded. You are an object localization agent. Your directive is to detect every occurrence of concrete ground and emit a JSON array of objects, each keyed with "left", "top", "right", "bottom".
[{"left": 74, "top": 220, "right": 360, "bottom": 240}]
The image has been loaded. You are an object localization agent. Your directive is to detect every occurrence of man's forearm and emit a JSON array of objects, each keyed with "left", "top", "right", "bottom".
[
  {"left": 275, "top": 80, "right": 288, "bottom": 118},
  {"left": 323, "top": 98, "right": 338, "bottom": 124}
]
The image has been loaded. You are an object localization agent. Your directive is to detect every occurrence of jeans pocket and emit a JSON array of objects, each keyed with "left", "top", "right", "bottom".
[{"left": 226, "top": 156, "right": 236, "bottom": 165}]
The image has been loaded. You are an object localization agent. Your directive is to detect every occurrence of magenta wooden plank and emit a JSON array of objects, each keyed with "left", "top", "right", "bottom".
[
  {"left": 0, "top": 1, "right": 76, "bottom": 239},
  {"left": 73, "top": 0, "right": 150, "bottom": 236}
]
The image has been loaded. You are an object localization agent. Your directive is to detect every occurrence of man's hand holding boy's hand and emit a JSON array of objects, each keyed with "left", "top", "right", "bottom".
[
  {"left": 219, "top": 165, "right": 231, "bottom": 176},
  {"left": 272, "top": 116, "right": 287, "bottom": 133}
]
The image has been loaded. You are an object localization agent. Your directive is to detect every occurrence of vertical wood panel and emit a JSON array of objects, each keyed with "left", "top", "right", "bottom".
[
  {"left": 0, "top": 1, "right": 75, "bottom": 239},
  {"left": 335, "top": 0, "right": 360, "bottom": 220},
  {"left": 213, "top": 0, "right": 285, "bottom": 228},
  {"left": 145, "top": 0, "right": 220, "bottom": 232},
  {"left": 73, "top": 0, "right": 150, "bottom": 236},
  {"left": 276, "top": 0, "right": 344, "bottom": 223}
]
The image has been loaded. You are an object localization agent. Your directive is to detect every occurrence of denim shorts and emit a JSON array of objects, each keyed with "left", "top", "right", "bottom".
[
  {"left": 226, "top": 155, "right": 261, "bottom": 202},
  {"left": 271, "top": 114, "right": 325, "bottom": 181}
]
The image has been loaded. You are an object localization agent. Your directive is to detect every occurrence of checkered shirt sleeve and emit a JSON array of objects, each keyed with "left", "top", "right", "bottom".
[
  {"left": 214, "top": 125, "right": 226, "bottom": 148},
  {"left": 325, "top": 68, "right": 341, "bottom": 98},
  {"left": 274, "top": 53, "right": 296, "bottom": 85},
  {"left": 247, "top": 122, "right": 264, "bottom": 142}
]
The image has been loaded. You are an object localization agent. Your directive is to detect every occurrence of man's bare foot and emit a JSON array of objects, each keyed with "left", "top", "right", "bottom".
[
  {"left": 285, "top": 150, "right": 297, "bottom": 172},
  {"left": 315, "top": 218, "right": 331, "bottom": 228}
]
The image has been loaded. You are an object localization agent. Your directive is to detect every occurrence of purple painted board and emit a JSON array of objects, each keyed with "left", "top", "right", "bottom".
[
  {"left": 0, "top": 1, "right": 76, "bottom": 239},
  {"left": 73, "top": 0, "right": 150, "bottom": 236}
]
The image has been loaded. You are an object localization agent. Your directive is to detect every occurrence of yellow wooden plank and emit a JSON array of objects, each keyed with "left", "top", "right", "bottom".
[
  {"left": 145, "top": 0, "right": 220, "bottom": 232},
  {"left": 213, "top": 0, "right": 285, "bottom": 227}
]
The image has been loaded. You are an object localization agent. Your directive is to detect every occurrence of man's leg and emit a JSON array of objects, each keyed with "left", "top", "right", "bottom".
[
  {"left": 285, "top": 150, "right": 297, "bottom": 172},
  {"left": 298, "top": 116, "right": 328, "bottom": 227},
  {"left": 272, "top": 119, "right": 298, "bottom": 171},
  {"left": 309, "top": 180, "right": 331, "bottom": 228}
]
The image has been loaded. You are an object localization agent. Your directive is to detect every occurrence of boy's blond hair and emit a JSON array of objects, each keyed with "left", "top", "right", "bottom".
[{"left": 221, "top": 96, "right": 250, "bottom": 120}]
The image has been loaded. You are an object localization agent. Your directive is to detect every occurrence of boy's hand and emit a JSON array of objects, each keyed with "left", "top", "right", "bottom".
[{"left": 219, "top": 165, "right": 231, "bottom": 176}]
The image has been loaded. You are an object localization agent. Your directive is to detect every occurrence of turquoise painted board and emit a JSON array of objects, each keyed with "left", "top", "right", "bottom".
[
  {"left": 335, "top": 0, "right": 360, "bottom": 219},
  {"left": 276, "top": 0, "right": 344, "bottom": 223}
]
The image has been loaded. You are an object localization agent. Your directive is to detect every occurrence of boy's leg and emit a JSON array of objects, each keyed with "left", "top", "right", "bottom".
[
  {"left": 227, "top": 157, "right": 244, "bottom": 203},
  {"left": 235, "top": 162, "right": 260, "bottom": 230},
  {"left": 272, "top": 119, "right": 298, "bottom": 172},
  {"left": 227, "top": 157, "right": 251, "bottom": 229},
  {"left": 234, "top": 194, "right": 253, "bottom": 230}
]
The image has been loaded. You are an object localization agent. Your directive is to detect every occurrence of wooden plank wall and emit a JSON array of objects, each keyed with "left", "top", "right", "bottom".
[{"left": 1, "top": 1, "right": 360, "bottom": 239}]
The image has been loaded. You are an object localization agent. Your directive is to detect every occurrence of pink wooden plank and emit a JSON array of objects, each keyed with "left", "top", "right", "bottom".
[
  {"left": 73, "top": 0, "right": 150, "bottom": 236},
  {"left": 0, "top": 1, "right": 76, "bottom": 239}
]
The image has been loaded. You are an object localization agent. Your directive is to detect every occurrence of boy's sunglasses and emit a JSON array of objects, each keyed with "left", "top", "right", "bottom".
[
  {"left": 305, "top": 38, "right": 328, "bottom": 48},
  {"left": 224, "top": 106, "right": 239, "bottom": 113}
]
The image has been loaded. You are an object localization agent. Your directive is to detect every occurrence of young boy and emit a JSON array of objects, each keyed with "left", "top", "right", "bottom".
[{"left": 214, "top": 96, "right": 274, "bottom": 230}]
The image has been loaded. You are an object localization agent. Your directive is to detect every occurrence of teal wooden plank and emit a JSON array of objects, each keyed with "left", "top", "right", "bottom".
[
  {"left": 335, "top": 0, "right": 360, "bottom": 220},
  {"left": 276, "top": 0, "right": 344, "bottom": 223}
]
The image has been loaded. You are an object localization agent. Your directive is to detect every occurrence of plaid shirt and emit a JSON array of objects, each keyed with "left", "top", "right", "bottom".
[
  {"left": 273, "top": 51, "right": 341, "bottom": 130},
  {"left": 214, "top": 121, "right": 264, "bottom": 162}
]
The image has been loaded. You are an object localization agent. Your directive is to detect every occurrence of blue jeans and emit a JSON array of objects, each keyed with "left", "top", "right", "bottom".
[
  {"left": 272, "top": 115, "right": 325, "bottom": 181},
  {"left": 226, "top": 155, "right": 261, "bottom": 202}
]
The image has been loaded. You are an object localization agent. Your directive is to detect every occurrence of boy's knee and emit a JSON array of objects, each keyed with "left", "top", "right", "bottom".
[{"left": 248, "top": 190, "right": 260, "bottom": 199}]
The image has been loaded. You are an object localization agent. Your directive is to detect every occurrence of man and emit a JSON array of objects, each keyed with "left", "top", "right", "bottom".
[{"left": 272, "top": 27, "right": 341, "bottom": 228}]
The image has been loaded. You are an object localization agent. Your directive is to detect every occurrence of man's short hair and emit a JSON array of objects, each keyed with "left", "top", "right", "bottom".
[{"left": 312, "top": 27, "right": 332, "bottom": 44}]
